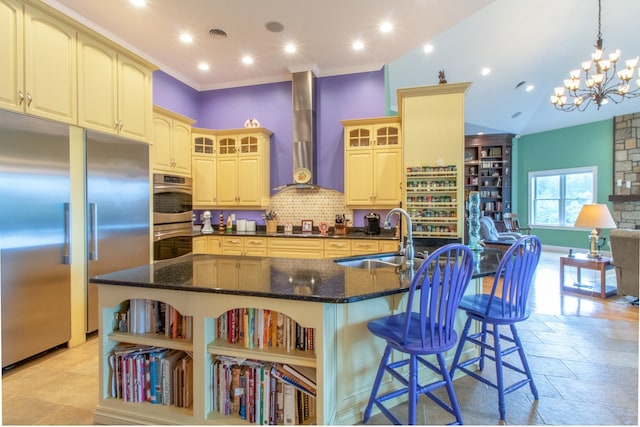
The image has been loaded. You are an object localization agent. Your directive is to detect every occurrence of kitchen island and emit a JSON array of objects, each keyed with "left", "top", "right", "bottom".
[{"left": 91, "top": 249, "right": 504, "bottom": 425}]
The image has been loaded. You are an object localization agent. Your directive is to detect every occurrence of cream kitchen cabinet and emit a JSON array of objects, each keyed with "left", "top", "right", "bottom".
[
  {"left": 324, "top": 239, "right": 352, "bottom": 258},
  {"left": 152, "top": 106, "right": 195, "bottom": 176},
  {"left": 325, "top": 238, "right": 398, "bottom": 257},
  {"left": 192, "top": 129, "right": 217, "bottom": 208},
  {"left": 0, "top": 0, "right": 77, "bottom": 123},
  {"left": 268, "top": 237, "right": 324, "bottom": 259},
  {"left": 193, "top": 235, "right": 222, "bottom": 255},
  {"left": 77, "top": 32, "right": 153, "bottom": 141},
  {"left": 221, "top": 235, "right": 267, "bottom": 256},
  {"left": 351, "top": 239, "right": 386, "bottom": 255},
  {"left": 342, "top": 118, "right": 402, "bottom": 207},
  {"left": 215, "top": 128, "right": 271, "bottom": 208}
]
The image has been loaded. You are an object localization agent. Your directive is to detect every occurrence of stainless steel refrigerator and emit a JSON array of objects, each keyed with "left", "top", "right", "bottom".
[
  {"left": 1, "top": 110, "right": 150, "bottom": 367},
  {"left": 85, "top": 129, "right": 150, "bottom": 333},
  {"left": 0, "top": 111, "right": 72, "bottom": 368}
]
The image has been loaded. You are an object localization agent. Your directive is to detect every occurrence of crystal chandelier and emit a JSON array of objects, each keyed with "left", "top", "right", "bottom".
[{"left": 550, "top": 0, "right": 640, "bottom": 111}]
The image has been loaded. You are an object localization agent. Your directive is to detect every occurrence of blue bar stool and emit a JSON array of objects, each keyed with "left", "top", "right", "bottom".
[
  {"left": 362, "top": 244, "right": 475, "bottom": 425},
  {"left": 450, "top": 235, "right": 542, "bottom": 421}
]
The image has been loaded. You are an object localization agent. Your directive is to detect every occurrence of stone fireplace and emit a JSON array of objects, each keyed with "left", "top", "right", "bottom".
[{"left": 610, "top": 112, "right": 640, "bottom": 229}]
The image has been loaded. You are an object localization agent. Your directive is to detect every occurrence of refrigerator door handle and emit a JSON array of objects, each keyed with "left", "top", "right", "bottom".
[
  {"left": 89, "top": 202, "right": 98, "bottom": 261},
  {"left": 63, "top": 202, "right": 71, "bottom": 265}
]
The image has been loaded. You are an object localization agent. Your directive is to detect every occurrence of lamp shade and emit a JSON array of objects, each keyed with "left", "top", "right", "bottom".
[{"left": 574, "top": 204, "right": 617, "bottom": 229}]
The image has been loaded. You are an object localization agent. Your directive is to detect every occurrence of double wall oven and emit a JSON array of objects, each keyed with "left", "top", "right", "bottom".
[{"left": 153, "top": 173, "right": 193, "bottom": 261}]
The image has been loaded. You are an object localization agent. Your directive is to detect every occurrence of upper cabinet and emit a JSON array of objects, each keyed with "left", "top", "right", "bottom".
[
  {"left": 77, "top": 33, "right": 152, "bottom": 141},
  {"left": 342, "top": 117, "right": 402, "bottom": 207},
  {"left": 152, "top": 106, "right": 195, "bottom": 177},
  {"left": 215, "top": 128, "right": 271, "bottom": 208},
  {"left": 0, "top": 0, "right": 77, "bottom": 123},
  {"left": 192, "top": 128, "right": 217, "bottom": 208},
  {"left": 0, "top": 0, "right": 156, "bottom": 134}
]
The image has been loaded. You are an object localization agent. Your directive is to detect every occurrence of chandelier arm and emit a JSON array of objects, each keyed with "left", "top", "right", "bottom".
[{"left": 551, "top": 0, "right": 638, "bottom": 112}]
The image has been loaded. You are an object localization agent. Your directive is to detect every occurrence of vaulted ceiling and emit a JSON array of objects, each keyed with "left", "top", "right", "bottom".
[{"left": 45, "top": 0, "right": 640, "bottom": 136}]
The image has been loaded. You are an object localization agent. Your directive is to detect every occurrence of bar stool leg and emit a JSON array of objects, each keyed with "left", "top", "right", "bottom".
[
  {"left": 438, "top": 353, "right": 463, "bottom": 425},
  {"left": 511, "top": 325, "right": 538, "bottom": 399},
  {"left": 493, "top": 325, "right": 506, "bottom": 421},
  {"left": 363, "top": 345, "right": 391, "bottom": 423},
  {"left": 409, "top": 355, "right": 418, "bottom": 425}
]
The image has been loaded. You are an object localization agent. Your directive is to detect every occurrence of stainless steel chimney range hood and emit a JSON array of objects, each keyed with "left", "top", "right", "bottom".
[{"left": 272, "top": 71, "right": 320, "bottom": 192}]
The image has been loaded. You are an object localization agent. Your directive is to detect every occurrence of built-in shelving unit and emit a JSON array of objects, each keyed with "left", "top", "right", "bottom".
[
  {"left": 96, "top": 289, "right": 328, "bottom": 425},
  {"left": 464, "top": 134, "right": 514, "bottom": 228},
  {"left": 406, "top": 166, "right": 458, "bottom": 238}
]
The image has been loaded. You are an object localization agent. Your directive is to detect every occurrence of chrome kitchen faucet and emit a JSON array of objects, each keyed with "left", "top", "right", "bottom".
[{"left": 384, "top": 208, "right": 414, "bottom": 267}]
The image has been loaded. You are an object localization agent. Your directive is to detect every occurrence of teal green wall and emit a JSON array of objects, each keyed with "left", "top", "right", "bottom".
[{"left": 513, "top": 119, "right": 614, "bottom": 249}]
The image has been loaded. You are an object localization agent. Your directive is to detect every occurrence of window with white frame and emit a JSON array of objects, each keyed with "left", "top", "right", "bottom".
[{"left": 529, "top": 167, "right": 596, "bottom": 228}]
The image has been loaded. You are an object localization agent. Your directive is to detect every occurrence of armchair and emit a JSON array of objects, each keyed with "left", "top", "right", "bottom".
[
  {"left": 479, "top": 216, "right": 522, "bottom": 246},
  {"left": 609, "top": 229, "right": 640, "bottom": 300},
  {"left": 503, "top": 213, "right": 532, "bottom": 235}
]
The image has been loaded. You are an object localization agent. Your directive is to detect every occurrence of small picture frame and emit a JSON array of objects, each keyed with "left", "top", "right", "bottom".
[
  {"left": 301, "top": 220, "right": 313, "bottom": 234},
  {"left": 284, "top": 223, "right": 293, "bottom": 235}
]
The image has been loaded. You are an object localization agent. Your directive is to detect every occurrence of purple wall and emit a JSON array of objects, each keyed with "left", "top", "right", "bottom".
[
  {"left": 152, "top": 71, "right": 200, "bottom": 120},
  {"left": 198, "top": 81, "right": 293, "bottom": 191},
  {"left": 316, "top": 71, "right": 386, "bottom": 191},
  {"left": 152, "top": 68, "right": 386, "bottom": 191}
]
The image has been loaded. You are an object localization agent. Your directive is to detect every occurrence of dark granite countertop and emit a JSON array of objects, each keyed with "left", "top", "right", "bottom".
[
  {"left": 90, "top": 248, "right": 505, "bottom": 304},
  {"left": 193, "top": 229, "right": 400, "bottom": 240}
]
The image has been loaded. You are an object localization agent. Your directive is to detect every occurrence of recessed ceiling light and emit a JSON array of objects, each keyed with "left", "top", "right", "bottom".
[
  {"left": 380, "top": 22, "right": 393, "bottom": 33},
  {"left": 180, "top": 33, "right": 193, "bottom": 43},
  {"left": 352, "top": 40, "right": 364, "bottom": 51},
  {"left": 481, "top": 67, "right": 491, "bottom": 76},
  {"left": 525, "top": 84, "right": 534, "bottom": 92},
  {"left": 129, "top": 0, "right": 146, "bottom": 7},
  {"left": 284, "top": 43, "right": 296, "bottom": 54},
  {"left": 198, "top": 63, "right": 210, "bottom": 71},
  {"left": 423, "top": 44, "right": 434, "bottom": 54},
  {"left": 242, "top": 56, "right": 254, "bottom": 65}
]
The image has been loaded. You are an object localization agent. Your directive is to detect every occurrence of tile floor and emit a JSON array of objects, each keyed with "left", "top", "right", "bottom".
[{"left": 2, "top": 249, "right": 638, "bottom": 425}]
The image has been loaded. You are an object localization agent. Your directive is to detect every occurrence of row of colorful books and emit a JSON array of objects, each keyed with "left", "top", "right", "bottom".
[
  {"left": 214, "top": 308, "right": 314, "bottom": 353},
  {"left": 107, "top": 344, "right": 193, "bottom": 408},
  {"left": 210, "top": 356, "right": 316, "bottom": 425},
  {"left": 117, "top": 299, "right": 192, "bottom": 339}
]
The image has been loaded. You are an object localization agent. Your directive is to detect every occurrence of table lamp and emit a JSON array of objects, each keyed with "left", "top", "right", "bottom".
[{"left": 574, "top": 204, "right": 617, "bottom": 258}]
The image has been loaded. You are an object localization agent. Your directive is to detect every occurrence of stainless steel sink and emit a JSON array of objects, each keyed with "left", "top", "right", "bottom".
[{"left": 334, "top": 254, "right": 406, "bottom": 269}]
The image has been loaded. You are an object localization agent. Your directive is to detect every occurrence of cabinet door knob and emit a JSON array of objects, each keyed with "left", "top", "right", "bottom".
[
  {"left": 26, "top": 93, "right": 33, "bottom": 106},
  {"left": 18, "top": 90, "right": 24, "bottom": 104}
]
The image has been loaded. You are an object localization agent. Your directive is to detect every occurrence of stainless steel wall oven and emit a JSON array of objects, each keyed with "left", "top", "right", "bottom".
[{"left": 153, "top": 173, "right": 193, "bottom": 261}]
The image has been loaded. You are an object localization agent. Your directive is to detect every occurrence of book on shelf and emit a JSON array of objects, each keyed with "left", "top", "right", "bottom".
[
  {"left": 117, "top": 299, "right": 192, "bottom": 339},
  {"left": 209, "top": 357, "right": 316, "bottom": 425},
  {"left": 281, "top": 364, "right": 316, "bottom": 394},
  {"left": 283, "top": 383, "right": 296, "bottom": 425},
  {"left": 271, "top": 364, "right": 316, "bottom": 397},
  {"left": 214, "top": 309, "right": 315, "bottom": 354},
  {"left": 107, "top": 345, "right": 193, "bottom": 407}
]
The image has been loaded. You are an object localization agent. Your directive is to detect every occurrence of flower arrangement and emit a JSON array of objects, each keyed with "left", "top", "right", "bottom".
[{"left": 262, "top": 209, "right": 277, "bottom": 220}]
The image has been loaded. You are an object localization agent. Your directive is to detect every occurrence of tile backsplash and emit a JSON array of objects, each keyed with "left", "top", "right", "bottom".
[
  {"left": 193, "top": 188, "right": 354, "bottom": 228},
  {"left": 268, "top": 188, "right": 353, "bottom": 227}
]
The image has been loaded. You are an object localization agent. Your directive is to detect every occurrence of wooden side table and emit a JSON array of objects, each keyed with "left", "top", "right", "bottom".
[{"left": 559, "top": 253, "right": 616, "bottom": 298}]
